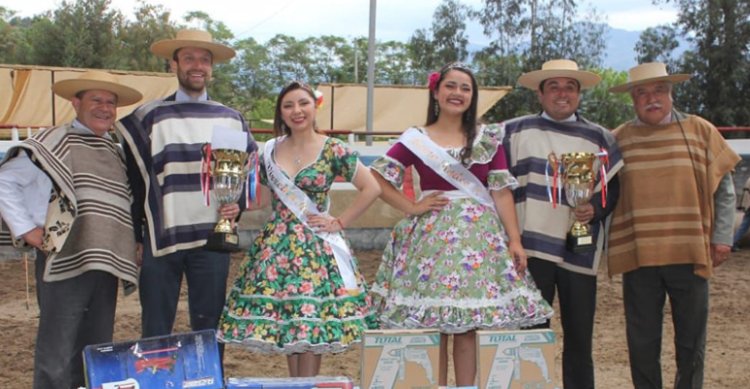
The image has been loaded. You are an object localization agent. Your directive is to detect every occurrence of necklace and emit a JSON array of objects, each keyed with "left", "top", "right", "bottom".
[{"left": 294, "top": 156, "right": 302, "bottom": 166}]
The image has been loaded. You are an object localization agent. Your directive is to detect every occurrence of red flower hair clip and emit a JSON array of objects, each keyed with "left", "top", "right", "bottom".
[
  {"left": 427, "top": 72, "right": 441, "bottom": 91},
  {"left": 314, "top": 90, "right": 324, "bottom": 109}
]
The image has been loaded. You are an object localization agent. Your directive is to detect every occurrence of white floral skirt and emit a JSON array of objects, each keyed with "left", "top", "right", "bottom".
[{"left": 370, "top": 197, "right": 553, "bottom": 333}]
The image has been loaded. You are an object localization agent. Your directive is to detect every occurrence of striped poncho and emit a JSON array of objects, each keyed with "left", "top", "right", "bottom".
[
  {"left": 608, "top": 113, "right": 739, "bottom": 279},
  {"left": 116, "top": 98, "right": 257, "bottom": 257},
  {"left": 502, "top": 114, "right": 624, "bottom": 275},
  {"left": 1, "top": 124, "right": 138, "bottom": 286}
]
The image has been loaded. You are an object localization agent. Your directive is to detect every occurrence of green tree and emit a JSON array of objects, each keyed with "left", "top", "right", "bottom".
[
  {"left": 305, "top": 35, "right": 355, "bottom": 84},
  {"left": 580, "top": 68, "right": 632, "bottom": 129},
  {"left": 408, "top": 0, "right": 470, "bottom": 77},
  {"left": 11, "top": 0, "right": 123, "bottom": 68},
  {"left": 472, "top": 0, "right": 607, "bottom": 120},
  {"left": 654, "top": 0, "right": 750, "bottom": 126},
  {"left": 635, "top": 25, "right": 680, "bottom": 67},
  {"left": 265, "top": 34, "right": 312, "bottom": 85},
  {"left": 376, "top": 41, "right": 414, "bottom": 84},
  {"left": 0, "top": 7, "right": 20, "bottom": 63},
  {"left": 50, "top": 0, "right": 123, "bottom": 68},
  {"left": 473, "top": 53, "right": 531, "bottom": 122},
  {"left": 113, "top": 1, "right": 177, "bottom": 72},
  {"left": 232, "top": 36, "right": 274, "bottom": 125}
]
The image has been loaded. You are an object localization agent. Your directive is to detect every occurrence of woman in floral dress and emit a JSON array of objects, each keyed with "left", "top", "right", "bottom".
[
  {"left": 217, "top": 81, "right": 381, "bottom": 377},
  {"left": 370, "top": 63, "right": 553, "bottom": 386}
]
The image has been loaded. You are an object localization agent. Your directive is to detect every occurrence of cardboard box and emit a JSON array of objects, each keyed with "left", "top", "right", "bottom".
[
  {"left": 225, "top": 376, "right": 354, "bottom": 388},
  {"left": 476, "top": 329, "right": 557, "bottom": 389},
  {"left": 83, "top": 329, "right": 222, "bottom": 389},
  {"left": 360, "top": 329, "right": 440, "bottom": 389}
]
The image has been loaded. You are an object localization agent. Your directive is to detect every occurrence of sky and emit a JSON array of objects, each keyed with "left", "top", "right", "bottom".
[{"left": 4, "top": 0, "right": 678, "bottom": 46}]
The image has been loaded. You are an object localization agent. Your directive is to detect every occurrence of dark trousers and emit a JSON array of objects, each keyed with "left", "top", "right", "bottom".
[
  {"left": 33, "top": 250, "right": 118, "bottom": 389},
  {"left": 527, "top": 257, "right": 597, "bottom": 389},
  {"left": 139, "top": 241, "right": 230, "bottom": 338},
  {"left": 623, "top": 265, "right": 708, "bottom": 389}
]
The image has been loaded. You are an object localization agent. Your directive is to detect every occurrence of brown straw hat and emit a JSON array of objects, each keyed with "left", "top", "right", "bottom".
[
  {"left": 609, "top": 62, "right": 692, "bottom": 93},
  {"left": 517, "top": 59, "right": 601, "bottom": 90},
  {"left": 52, "top": 70, "right": 143, "bottom": 107},
  {"left": 150, "top": 29, "right": 236, "bottom": 63}
]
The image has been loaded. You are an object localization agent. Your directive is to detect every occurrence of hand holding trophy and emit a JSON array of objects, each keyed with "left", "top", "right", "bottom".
[
  {"left": 547, "top": 151, "right": 609, "bottom": 253},
  {"left": 201, "top": 126, "right": 254, "bottom": 252}
]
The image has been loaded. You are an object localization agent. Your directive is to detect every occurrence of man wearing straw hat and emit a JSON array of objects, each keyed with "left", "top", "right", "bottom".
[
  {"left": 116, "top": 29, "right": 257, "bottom": 343},
  {"left": 501, "top": 59, "right": 623, "bottom": 389},
  {"left": 0, "top": 70, "right": 142, "bottom": 388},
  {"left": 608, "top": 62, "right": 737, "bottom": 389}
]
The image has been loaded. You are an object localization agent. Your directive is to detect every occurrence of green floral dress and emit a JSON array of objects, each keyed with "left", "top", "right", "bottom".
[{"left": 217, "top": 137, "right": 376, "bottom": 354}]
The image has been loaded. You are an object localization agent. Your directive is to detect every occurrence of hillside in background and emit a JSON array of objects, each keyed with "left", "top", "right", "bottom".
[
  {"left": 467, "top": 24, "right": 689, "bottom": 72},
  {"left": 603, "top": 26, "right": 688, "bottom": 71}
]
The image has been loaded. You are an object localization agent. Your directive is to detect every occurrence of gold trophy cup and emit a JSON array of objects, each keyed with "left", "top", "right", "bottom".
[
  {"left": 549, "top": 152, "right": 598, "bottom": 253},
  {"left": 205, "top": 148, "right": 249, "bottom": 252}
]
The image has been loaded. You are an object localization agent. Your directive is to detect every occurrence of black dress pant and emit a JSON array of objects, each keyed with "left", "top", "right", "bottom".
[
  {"left": 623, "top": 265, "right": 708, "bottom": 389},
  {"left": 33, "top": 249, "right": 118, "bottom": 389},
  {"left": 528, "top": 257, "right": 597, "bottom": 389}
]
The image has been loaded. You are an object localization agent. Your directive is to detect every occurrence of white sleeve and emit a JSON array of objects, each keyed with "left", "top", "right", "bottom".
[{"left": 0, "top": 152, "right": 50, "bottom": 238}]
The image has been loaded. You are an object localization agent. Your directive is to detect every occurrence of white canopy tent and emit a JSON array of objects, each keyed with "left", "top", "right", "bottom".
[{"left": 315, "top": 83, "right": 512, "bottom": 134}]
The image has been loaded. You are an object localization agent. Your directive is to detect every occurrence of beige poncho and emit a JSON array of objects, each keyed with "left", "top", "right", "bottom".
[{"left": 608, "top": 113, "right": 739, "bottom": 279}]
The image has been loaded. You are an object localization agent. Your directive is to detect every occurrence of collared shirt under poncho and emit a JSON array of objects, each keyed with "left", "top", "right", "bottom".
[
  {"left": 501, "top": 113, "right": 624, "bottom": 276},
  {"left": 116, "top": 94, "right": 257, "bottom": 257},
  {"left": 608, "top": 113, "right": 740, "bottom": 279},
  {"left": 0, "top": 123, "right": 138, "bottom": 286}
]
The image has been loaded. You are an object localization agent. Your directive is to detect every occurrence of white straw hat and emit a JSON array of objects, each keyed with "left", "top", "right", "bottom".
[
  {"left": 150, "top": 29, "right": 235, "bottom": 63},
  {"left": 517, "top": 59, "right": 601, "bottom": 90},
  {"left": 52, "top": 70, "right": 142, "bottom": 107},
  {"left": 609, "top": 62, "right": 691, "bottom": 93}
]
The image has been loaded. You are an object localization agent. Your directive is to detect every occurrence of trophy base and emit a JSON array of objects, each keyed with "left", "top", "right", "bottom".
[
  {"left": 205, "top": 232, "right": 240, "bottom": 252},
  {"left": 566, "top": 233, "right": 595, "bottom": 254}
]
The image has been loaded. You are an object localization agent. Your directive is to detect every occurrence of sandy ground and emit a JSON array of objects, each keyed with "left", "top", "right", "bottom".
[{"left": 0, "top": 249, "right": 748, "bottom": 388}]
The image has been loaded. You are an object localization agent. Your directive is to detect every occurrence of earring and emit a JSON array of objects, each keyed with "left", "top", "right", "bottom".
[{"left": 434, "top": 101, "right": 440, "bottom": 116}]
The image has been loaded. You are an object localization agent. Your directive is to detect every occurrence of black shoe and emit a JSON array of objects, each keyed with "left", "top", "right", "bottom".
[{"left": 732, "top": 245, "right": 740, "bottom": 252}]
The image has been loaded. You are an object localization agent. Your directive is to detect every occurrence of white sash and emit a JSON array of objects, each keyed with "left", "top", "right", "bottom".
[
  {"left": 263, "top": 138, "right": 360, "bottom": 293},
  {"left": 399, "top": 128, "right": 496, "bottom": 210}
]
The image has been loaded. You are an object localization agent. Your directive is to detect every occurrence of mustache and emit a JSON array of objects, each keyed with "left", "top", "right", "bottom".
[{"left": 645, "top": 103, "right": 663, "bottom": 110}]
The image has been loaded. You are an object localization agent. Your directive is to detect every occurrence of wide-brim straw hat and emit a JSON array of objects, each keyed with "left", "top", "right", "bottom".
[
  {"left": 610, "top": 62, "right": 692, "bottom": 93},
  {"left": 150, "top": 29, "right": 235, "bottom": 63},
  {"left": 52, "top": 70, "right": 143, "bottom": 107},
  {"left": 518, "top": 59, "right": 601, "bottom": 90}
]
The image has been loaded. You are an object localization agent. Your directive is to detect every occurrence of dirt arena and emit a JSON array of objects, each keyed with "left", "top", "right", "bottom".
[{"left": 0, "top": 249, "right": 748, "bottom": 388}]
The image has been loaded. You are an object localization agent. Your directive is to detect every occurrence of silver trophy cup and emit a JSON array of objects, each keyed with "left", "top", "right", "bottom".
[{"left": 205, "top": 148, "right": 249, "bottom": 252}]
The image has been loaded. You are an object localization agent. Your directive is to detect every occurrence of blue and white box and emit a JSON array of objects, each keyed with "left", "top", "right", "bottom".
[{"left": 83, "top": 329, "right": 223, "bottom": 389}]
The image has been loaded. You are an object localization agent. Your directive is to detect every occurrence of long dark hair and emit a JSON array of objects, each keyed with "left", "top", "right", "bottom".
[
  {"left": 273, "top": 80, "right": 318, "bottom": 137},
  {"left": 426, "top": 62, "right": 479, "bottom": 165}
]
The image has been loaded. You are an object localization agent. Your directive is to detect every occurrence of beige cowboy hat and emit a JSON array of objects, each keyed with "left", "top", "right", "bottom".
[
  {"left": 610, "top": 62, "right": 692, "bottom": 93},
  {"left": 52, "top": 70, "right": 143, "bottom": 107},
  {"left": 518, "top": 59, "right": 601, "bottom": 90},
  {"left": 150, "top": 29, "right": 236, "bottom": 63}
]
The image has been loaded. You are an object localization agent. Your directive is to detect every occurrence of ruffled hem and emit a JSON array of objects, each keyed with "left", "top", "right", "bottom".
[
  {"left": 217, "top": 305, "right": 377, "bottom": 355},
  {"left": 488, "top": 169, "right": 519, "bottom": 191},
  {"left": 370, "top": 155, "right": 406, "bottom": 188},
  {"left": 370, "top": 286, "right": 553, "bottom": 334},
  {"left": 465, "top": 124, "right": 504, "bottom": 166},
  {"left": 219, "top": 336, "right": 360, "bottom": 355},
  {"left": 377, "top": 315, "right": 550, "bottom": 335}
]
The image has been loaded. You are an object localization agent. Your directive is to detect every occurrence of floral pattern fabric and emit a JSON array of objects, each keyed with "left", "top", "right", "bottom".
[
  {"left": 217, "top": 137, "right": 376, "bottom": 354},
  {"left": 370, "top": 127, "right": 554, "bottom": 333}
]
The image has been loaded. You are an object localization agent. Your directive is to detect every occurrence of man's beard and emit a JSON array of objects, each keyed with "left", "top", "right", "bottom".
[{"left": 178, "top": 73, "right": 208, "bottom": 93}]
